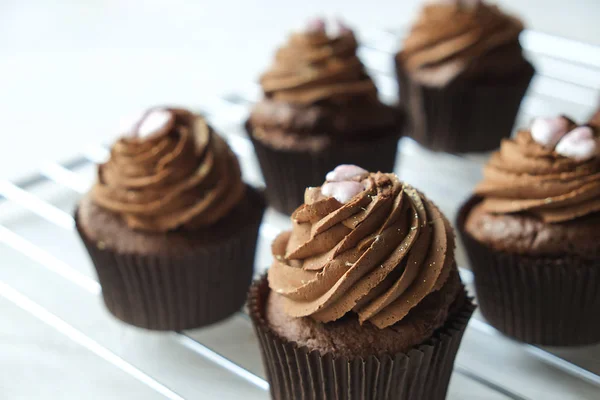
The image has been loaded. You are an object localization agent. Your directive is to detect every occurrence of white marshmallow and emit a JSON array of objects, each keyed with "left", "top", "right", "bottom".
[
  {"left": 118, "top": 108, "right": 173, "bottom": 139},
  {"left": 426, "top": 0, "right": 480, "bottom": 7},
  {"left": 118, "top": 110, "right": 146, "bottom": 137},
  {"left": 321, "top": 181, "right": 365, "bottom": 204},
  {"left": 530, "top": 117, "right": 570, "bottom": 148},
  {"left": 325, "top": 164, "right": 368, "bottom": 182},
  {"left": 138, "top": 109, "right": 173, "bottom": 138},
  {"left": 304, "top": 17, "right": 352, "bottom": 38},
  {"left": 555, "top": 127, "right": 598, "bottom": 161}
]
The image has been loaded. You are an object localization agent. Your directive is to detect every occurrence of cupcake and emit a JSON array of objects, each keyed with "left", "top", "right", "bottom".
[
  {"left": 249, "top": 165, "right": 474, "bottom": 399},
  {"left": 247, "top": 18, "right": 401, "bottom": 215},
  {"left": 76, "top": 107, "right": 265, "bottom": 330},
  {"left": 396, "top": 0, "right": 535, "bottom": 153},
  {"left": 458, "top": 116, "right": 600, "bottom": 345}
]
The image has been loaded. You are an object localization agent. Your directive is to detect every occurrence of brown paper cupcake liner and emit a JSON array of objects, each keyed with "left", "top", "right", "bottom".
[
  {"left": 396, "top": 61, "right": 534, "bottom": 153},
  {"left": 76, "top": 187, "right": 265, "bottom": 331},
  {"left": 248, "top": 276, "right": 475, "bottom": 400},
  {"left": 246, "top": 123, "right": 400, "bottom": 215},
  {"left": 457, "top": 196, "right": 600, "bottom": 346}
]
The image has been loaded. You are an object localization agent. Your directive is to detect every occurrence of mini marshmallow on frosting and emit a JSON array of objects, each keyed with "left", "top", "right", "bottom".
[
  {"left": 555, "top": 127, "right": 597, "bottom": 161},
  {"left": 321, "top": 165, "right": 368, "bottom": 203},
  {"left": 530, "top": 116, "right": 598, "bottom": 161},
  {"left": 475, "top": 116, "right": 600, "bottom": 223},
  {"left": 118, "top": 108, "right": 175, "bottom": 140}
]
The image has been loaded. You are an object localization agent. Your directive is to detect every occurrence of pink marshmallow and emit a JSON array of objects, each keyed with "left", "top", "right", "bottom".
[
  {"left": 305, "top": 18, "right": 353, "bottom": 38},
  {"left": 530, "top": 116, "right": 570, "bottom": 148},
  {"left": 325, "top": 165, "right": 368, "bottom": 182},
  {"left": 555, "top": 127, "right": 598, "bottom": 161},
  {"left": 305, "top": 18, "right": 326, "bottom": 34},
  {"left": 321, "top": 181, "right": 365, "bottom": 204}
]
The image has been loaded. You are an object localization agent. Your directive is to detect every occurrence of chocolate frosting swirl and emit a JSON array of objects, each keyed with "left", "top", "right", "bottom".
[
  {"left": 398, "top": 1, "right": 525, "bottom": 86},
  {"left": 259, "top": 23, "right": 377, "bottom": 105},
  {"left": 249, "top": 21, "right": 398, "bottom": 145},
  {"left": 92, "top": 108, "right": 245, "bottom": 232},
  {"left": 475, "top": 123, "right": 600, "bottom": 223},
  {"left": 268, "top": 171, "right": 456, "bottom": 329}
]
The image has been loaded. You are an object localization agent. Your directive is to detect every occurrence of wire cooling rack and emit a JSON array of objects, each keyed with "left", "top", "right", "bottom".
[{"left": 0, "top": 28, "right": 599, "bottom": 400}]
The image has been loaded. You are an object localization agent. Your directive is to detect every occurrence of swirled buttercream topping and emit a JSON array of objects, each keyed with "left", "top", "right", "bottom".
[
  {"left": 475, "top": 116, "right": 600, "bottom": 223},
  {"left": 268, "top": 166, "right": 455, "bottom": 329},
  {"left": 92, "top": 108, "right": 245, "bottom": 232},
  {"left": 259, "top": 18, "right": 378, "bottom": 104},
  {"left": 398, "top": 1, "right": 524, "bottom": 86}
]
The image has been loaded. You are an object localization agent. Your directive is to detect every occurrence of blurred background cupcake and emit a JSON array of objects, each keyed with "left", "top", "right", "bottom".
[
  {"left": 396, "top": 0, "right": 535, "bottom": 153},
  {"left": 76, "top": 107, "right": 265, "bottom": 330},
  {"left": 458, "top": 115, "right": 600, "bottom": 346},
  {"left": 249, "top": 165, "right": 474, "bottom": 400},
  {"left": 247, "top": 18, "right": 402, "bottom": 215}
]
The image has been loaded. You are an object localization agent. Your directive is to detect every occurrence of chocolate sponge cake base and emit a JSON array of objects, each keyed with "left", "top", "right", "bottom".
[
  {"left": 265, "top": 268, "right": 463, "bottom": 358},
  {"left": 463, "top": 199, "right": 600, "bottom": 259},
  {"left": 248, "top": 275, "right": 474, "bottom": 400},
  {"left": 458, "top": 196, "right": 600, "bottom": 346},
  {"left": 75, "top": 186, "right": 265, "bottom": 331}
]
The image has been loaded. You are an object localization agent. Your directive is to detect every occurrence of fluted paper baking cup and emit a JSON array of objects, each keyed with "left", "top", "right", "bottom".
[
  {"left": 248, "top": 276, "right": 475, "bottom": 400},
  {"left": 458, "top": 196, "right": 600, "bottom": 346},
  {"left": 75, "top": 187, "right": 265, "bottom": 331},
  {"left": 247, "top": 123, "right": 400, "bottom": 215},
  {"left": 396, "top": 61, "right": 534, "bottom": 153}
]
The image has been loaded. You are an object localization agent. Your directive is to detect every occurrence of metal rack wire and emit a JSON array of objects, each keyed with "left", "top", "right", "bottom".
[{"left": 1, "top": 28, "right": 599, "bottom": 400}]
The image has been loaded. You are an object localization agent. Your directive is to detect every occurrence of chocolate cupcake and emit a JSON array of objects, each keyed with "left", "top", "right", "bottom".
[
  {"left": 396, "top": 0, "right": 535, "bottom": 153},
  {"left": 247, "top": 19, "right": 401, "bottom": 215},
  {"left": 458, "top": 116, "right": 600, "bottom": 346},
  {"left": 76, "top": 107, "right": 265, "bottom": 330},
  {"left": 249, "top": 165, "right": 474, "bottom": 399}
]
